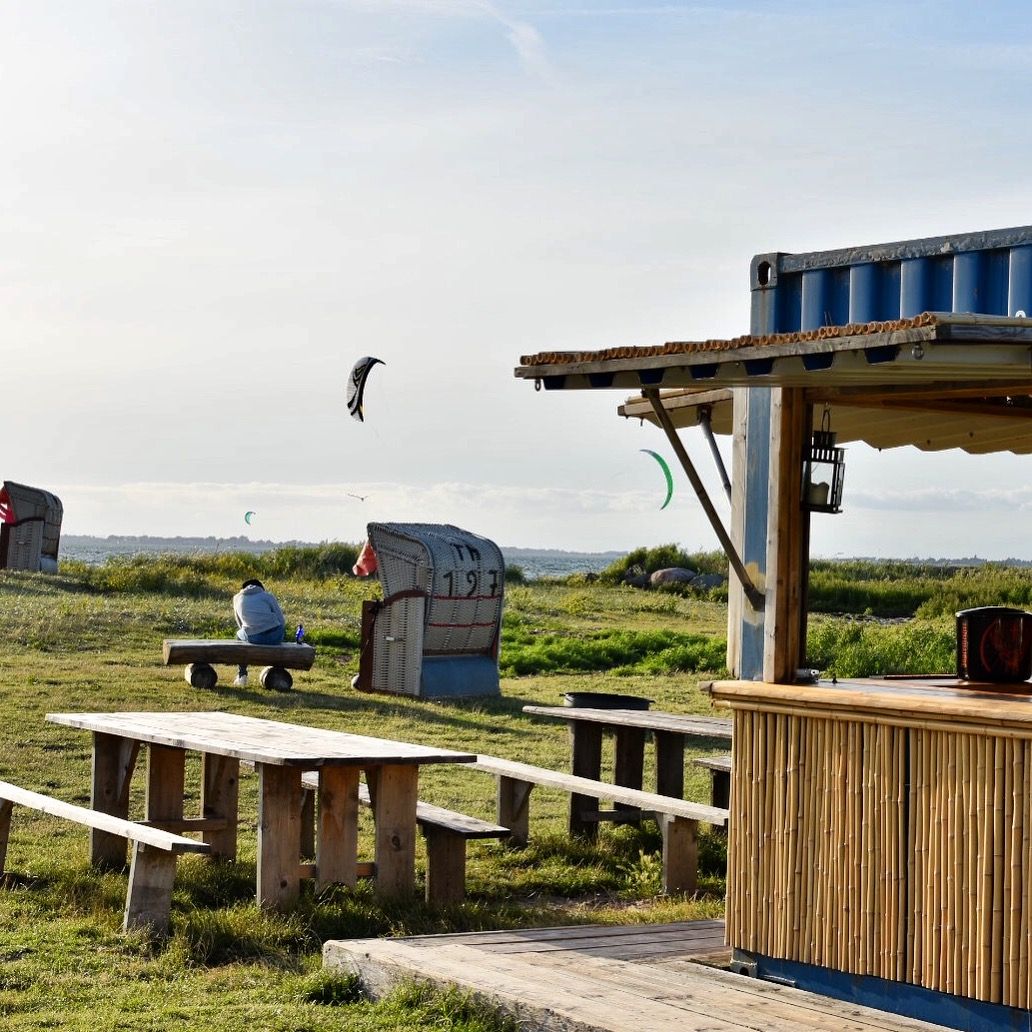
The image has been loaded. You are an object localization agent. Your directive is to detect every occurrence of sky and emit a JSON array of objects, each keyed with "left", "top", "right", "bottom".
[{"left": 5, "top": 0, "right": 1032, "bottom": 558}]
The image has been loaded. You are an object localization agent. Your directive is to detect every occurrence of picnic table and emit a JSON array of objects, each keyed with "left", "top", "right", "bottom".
[
  {"left": 46, "top": 711, "right": 476, "bottom": 909},
  {"left": 521, "top": 705, "right": 732, "bottom": 835}
]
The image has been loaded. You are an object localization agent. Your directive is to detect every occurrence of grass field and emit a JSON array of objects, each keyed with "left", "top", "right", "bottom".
[
  {"left": 0, "top": 547, "right": 1017, "bottom": 1028},
  {"left": 0, "top": 557, "right": 733, "bottom": 1030}
]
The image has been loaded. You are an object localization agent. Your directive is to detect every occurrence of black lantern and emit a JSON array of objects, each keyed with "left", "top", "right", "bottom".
[{"left": 802, "top": 408, "right": 845, "bottom": 514}]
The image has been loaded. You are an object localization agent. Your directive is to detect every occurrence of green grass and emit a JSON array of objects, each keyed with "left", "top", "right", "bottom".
[{"left": 0, "top": 557, "right": 730, "bottom": 1029}]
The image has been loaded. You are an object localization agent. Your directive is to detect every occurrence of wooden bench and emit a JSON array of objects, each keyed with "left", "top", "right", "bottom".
[
  {"left": 693, "top": 753, "right": 731, "bottom": 809},
  {"left": 0, "top": 779, "right": 210, "bottom": 933},
  {"left": 471, "top": 755, "right": 729, "bottom": 894},
  {"left": 299, "top": 773, "right": 508, "bottom": 905},
  {"left": 163, "top": 639, "right": 316, "bottom": 691}
]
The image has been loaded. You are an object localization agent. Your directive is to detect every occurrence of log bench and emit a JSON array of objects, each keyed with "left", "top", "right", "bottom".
[
  {"left": 471, "top": 755, "right": 729, "bottom": 894},
  {"left": 162, "top": 639, "right": 316, "bottom": 691},
  {"left": 299, "top": 772, "right": 509, "bottom": 905},
  {"left": 0, "top": 779, "right": 210, "bottom": 933},
  {"left": 692, "top": 753, "right": 731, "bottom": 810}
]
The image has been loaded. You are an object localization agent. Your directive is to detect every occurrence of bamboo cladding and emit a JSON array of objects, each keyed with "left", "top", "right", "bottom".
[{"left": 729, "top": 710, "right": 1032, "bottom": 1007}]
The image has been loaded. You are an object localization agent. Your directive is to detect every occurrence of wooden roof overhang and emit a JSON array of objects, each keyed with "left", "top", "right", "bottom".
[{"left": 516, "top": 313, "right": 1032, "bottom": 456}]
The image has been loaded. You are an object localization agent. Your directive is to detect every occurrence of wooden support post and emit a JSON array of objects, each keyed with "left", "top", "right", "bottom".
[
  {"left": 300, "top": 785, "right": 315, "bottom": 860},
  {"left": 316, "top": 766, "right": 360, "bottom": 890},
  {"left": 614, "top": 727, "right": 646, "bottom": 815},
  {"left": 659, "top": 814, "right": 699, "bottom": 895},
  {"left": 367, "top": 764, "right": 418, "bottom": 897},
  {"left": 654, "top": 731, "right": 686, "bottom": 798},
  {"left": 146, "top": 745, "right": 185, "bottom": 825},
  {"left": 0, "top": 799, "right": 12, "bottom": 874},
  {"left": 257, "top": 763, "right": 303, "bottom": 910},
  {"left": 497, "top": 776, "right": 532, "bottom": 847},
  {"left": 763, "top": 388, "right": 809, "bottom": 684},
  {"left": 201, "top": 754, "right": 239, "bottom": 859},
  {"left": 90, "top": 733, "right": 140, "bottom": 869},
  {"left": 570, "top": 723, "right": 603, "bottom": 838},
  {"left": 711, "top": 769, "right": 731, "bottom": 811},
  {"left": 423, "top": 827, "right": 465, "bottom": 905},
  {"left": 123, "top": 841, "right": 178, "bottom": 934}
]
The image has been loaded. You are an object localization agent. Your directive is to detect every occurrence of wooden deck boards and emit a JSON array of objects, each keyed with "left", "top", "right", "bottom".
[{"left": 324, "top": 920, "right": 953, "bottom": 1032}]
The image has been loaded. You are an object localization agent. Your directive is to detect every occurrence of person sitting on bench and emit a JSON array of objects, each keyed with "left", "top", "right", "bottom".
[{"left": 232, "top": 578, "right": 286, "bottom": 687}]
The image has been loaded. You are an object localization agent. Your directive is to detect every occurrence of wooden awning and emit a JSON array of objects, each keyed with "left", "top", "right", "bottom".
[{"left": 516, "top": 313, "right": 1032, "bottom": 455}]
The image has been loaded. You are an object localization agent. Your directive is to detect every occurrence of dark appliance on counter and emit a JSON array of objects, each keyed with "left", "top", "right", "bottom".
[{"left": 956, "top": 606, "right": 1032, "bottom": 682}]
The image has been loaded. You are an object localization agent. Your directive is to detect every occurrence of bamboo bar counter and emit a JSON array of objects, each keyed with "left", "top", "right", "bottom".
[{"left": 710, "top": 675, "right": 1032, "bottom": 1013}]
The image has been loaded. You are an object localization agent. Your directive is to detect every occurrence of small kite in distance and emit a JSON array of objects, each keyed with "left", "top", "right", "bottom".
[
  {"left": 347, "top": 356, "right": 385, "bottom": 422},
  {"left": 244, "top": 510, "right": 257, "bottom": 525},
  {"left": 640, "top": 449, "right": 674, "bottom": 510}
]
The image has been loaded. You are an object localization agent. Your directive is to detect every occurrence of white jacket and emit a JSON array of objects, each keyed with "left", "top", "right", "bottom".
[{"left": 233, "top": 584, "right": 285, "bottom": 635}]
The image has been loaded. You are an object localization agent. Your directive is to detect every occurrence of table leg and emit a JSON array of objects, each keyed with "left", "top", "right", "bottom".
[
  {"left": 316, "top": 766, "right": 360, "bottom": 890},
  {"left": 257, "top": 763, "right": 303, "bottom": 910},
  {"left": 614, "top": 727, "right": 646, "bottom": 816},
  {"left": 366, "top": 764, "right": 418, "bottom": 896},
  {"left": 570, "top": 723, "right": 603, "bottom": 838},
  {"left": 201, "top": 754, "right": 239, "bottom": 859},
  {"left": 90, "top": 732, "right": 140, "bottom": 869},
  {"left": 146, "top": 744, "right": 185, "bottom": 824},
  {"left": 655, "top": 730, "right": 686, "bottom": 799}
]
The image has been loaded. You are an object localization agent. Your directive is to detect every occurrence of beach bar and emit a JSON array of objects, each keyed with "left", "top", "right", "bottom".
[{"left": 515, "top": 224, "right": 1032, "bottom": 1030}]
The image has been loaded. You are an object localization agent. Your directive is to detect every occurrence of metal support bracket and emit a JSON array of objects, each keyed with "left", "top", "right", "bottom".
[{"left": 643, "top": 389, "right": 765, "bottom": 610}]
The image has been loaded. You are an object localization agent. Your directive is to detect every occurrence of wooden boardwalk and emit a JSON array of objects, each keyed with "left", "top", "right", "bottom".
[{"left": 324, "top": 920, "right": 953, "bottom": 1031}]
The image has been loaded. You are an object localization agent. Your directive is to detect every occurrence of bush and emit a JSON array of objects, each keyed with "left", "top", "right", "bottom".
[{"left": 599, "top": 546, "right": 726, "bottom": 585}]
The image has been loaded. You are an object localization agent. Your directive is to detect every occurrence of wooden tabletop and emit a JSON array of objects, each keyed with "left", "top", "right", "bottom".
[
  {"left": 46, "top": 711, "right": 477, "bottom": 768},
  {"left": 522, "top": 706, "right": 732, "bottom": 740},
  {"left": 709, "top": 677, "right": 1032, "bottom": 734}
]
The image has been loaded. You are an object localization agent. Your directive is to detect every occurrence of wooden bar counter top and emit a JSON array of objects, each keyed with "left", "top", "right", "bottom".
[{"left": 708, "top": 676, "right": 1032, "bottom": 1011}]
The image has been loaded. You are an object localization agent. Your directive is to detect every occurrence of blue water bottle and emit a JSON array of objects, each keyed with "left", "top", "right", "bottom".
[{"left": 295, "top": 623, "right": 305, "bottom": 644}]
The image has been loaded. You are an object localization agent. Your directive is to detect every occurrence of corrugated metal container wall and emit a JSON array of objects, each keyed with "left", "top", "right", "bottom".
[{"left": 751, "top": 224, "right": 1032, "bottom": 334}]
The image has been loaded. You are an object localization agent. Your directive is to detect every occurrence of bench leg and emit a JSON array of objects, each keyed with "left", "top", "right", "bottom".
[
  {"left": 497, "top": 776, "right": 532, "bottom": 848},
  {"left": 423, "top": 827, "right": 466, "bottom": 905},
  {"left": 659, "top": 815, "right": 698, "bottom": 895},
  {"left": 91, "top": 733, "right": 140, "bottom": 870},
  {"left": 300, "top": 786, "right": 316, "bottom": 860},
  {"left": 0, "top": 800, "right": 12, "bottom": 875},
  {"left": 316, "top": 767, "right": 360, "bottom": 890},
  {"left": 711, "top": 769, "right": 731, "bottom": 811},
  {"left": 146, "top": 745, "right": 185, "bottom": 826},
  {"left": 201, "top": 754, "right": 239, "bottom": 860},
  {"left": 124, "top": 842, "right": 178, "bottom": 934}
]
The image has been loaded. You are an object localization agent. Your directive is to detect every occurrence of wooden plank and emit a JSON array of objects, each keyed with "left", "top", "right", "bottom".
[
  {"left": 162, "top": 639, "right": 316, "bottom": 669},
  {"left": 522, "top": 706, "right": 732, "bottom": 740},
  {"left": 48, "top": 711, "right": 478, "bottom": 768},
  {"left": 299, "top": 771, "right": 507, "bottom": 838},
  {"left": 659, "top": 816, "right": 698, "bottom": 894},
  {"left": 257, "top": 763, "right": 303, "bottom": 910},
  {"left": 0, "top": 779, "right": 208, "bottom": 853},
  {"left": 201, "top": 753, "right": 239, "bottom": 859},
  {"left": 472, "top": 756, "right": 728, "bottom": 827},
  {"left": 367, "top": 764, "right": 419, "bottom": 896},
  {"left": 326, "top": 935, "right": 954, "bottom": 1031}
]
